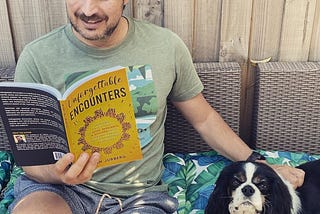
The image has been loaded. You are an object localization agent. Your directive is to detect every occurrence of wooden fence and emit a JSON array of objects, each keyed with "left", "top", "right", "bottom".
[
  {"left": 0, "top": 0, "right": 320, "bottom": 142},
  {"left": 1, "top": 0, "right": 320, "bottom": 67}
]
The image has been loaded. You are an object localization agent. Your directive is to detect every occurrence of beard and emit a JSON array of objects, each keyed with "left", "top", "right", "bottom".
[{"left": 70, "top": 12, "right": 121, "bottom": 41}]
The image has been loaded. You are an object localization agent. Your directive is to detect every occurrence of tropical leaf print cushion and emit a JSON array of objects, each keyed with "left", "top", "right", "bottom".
[{"left": 162, "top": 150, "right": 320, "bottom": 214}]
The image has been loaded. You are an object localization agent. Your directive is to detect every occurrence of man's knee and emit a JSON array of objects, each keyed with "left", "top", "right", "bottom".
[{"left": 11, "top": 191, "right": 72, "bottom": 214}]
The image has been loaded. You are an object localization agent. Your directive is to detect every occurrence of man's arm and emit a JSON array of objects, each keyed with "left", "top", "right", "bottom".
[
  {"left": 172, "top": 93, "right": 304, "bottom": 188},
  {"left": 172, "top": 93, "right": 251, "bottom": 161}
]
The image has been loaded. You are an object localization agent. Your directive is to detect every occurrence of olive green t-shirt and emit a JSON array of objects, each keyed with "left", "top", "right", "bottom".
[{"left": 15, "top": 17, "right": 203, "bottom": 197}]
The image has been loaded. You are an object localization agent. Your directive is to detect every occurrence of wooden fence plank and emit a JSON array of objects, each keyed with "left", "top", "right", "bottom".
[
  {"left": 7, "top": 0, "right": 67, "bottom": 58},
  {"left": 240, "top": 0, "right": 284, "bottom": 143},
  {"left": 241, "top": 0, "right": 286, "bottom": 143},
  {"left": 163, "top": 0, "right": 194, "bottom": 53},
  {"left": 245, "top": 0, "right": 286, "bottom": 142},
  {"left": 244, "top": 0, "right": 284, "bottom": 143},
  {"left": 0, "top": 0, "right": 16, "bottom": 67},
  {"left": 193, "top": 0, "right": 222, "bottom": 62},
  {"left": 219, "top": 0, "right": 253, "bottom": 62},
  {"left": 249, "top": 0, "right": 284, "bottom": 61},
  {"left": 279, "top": 0, "right": 316, "bottom": 61},
  {"left": 133, "top": 0, "right": 163, "bottom": 26},
  {"left": 219, "top": 0, "right": 253, "bottom": 143},
  {"left": 309, "top": 0, "right": 320, "bottom": 61},
  {"left": 124, "top": 1, "right": 133, "bottom": 17},
  {"left": 46, "top": 1, "right": 68, "bottom": 29}
]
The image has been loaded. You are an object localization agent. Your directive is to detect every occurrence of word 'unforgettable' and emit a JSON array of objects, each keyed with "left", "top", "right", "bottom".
[
  {"left": 68, "top": 76, "right": 121, "bottom": 108},
  {"left": 69, "top": 87, "right": 126, "bottom": 120}
]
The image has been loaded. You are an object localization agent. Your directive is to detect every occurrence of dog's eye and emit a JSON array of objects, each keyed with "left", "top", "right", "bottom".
[
  {"left": 232, "top": 180, "right": 240, "bottom": 186},
  {"left": 257, "top": 180, "right": 268, "bottom": 191},
  {"left": 231, "top": 176, "right": 242, "bottom": 188}
]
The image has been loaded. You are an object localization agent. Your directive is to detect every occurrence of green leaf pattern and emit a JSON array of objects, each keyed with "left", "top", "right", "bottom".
[
  {"left": 0, "top": 150, "right": 319, "bottom": 213},
  {"left": 162, "top": 150, "right": 320, "bottom": 214}
]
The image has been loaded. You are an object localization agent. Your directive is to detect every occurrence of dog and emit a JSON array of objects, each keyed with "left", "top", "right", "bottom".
[{"left": 205, "top": 159, "right": 320, "bottom": 214}]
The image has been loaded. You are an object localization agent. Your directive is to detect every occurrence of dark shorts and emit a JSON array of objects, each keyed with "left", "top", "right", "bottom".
[{"left": 9, "top": 175, "right": 178, "bottom": 213}]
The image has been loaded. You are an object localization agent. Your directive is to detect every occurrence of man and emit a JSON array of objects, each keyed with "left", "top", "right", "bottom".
[
  {"left": 10, "top": 0, "right": 304, "bottom": 213},
  {"left": 15, "top": 135, "right": 26, "bottom": 144}
]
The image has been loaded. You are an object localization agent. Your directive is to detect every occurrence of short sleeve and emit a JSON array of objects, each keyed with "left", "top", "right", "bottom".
[{"left": 168, "top": 34, "right": 204, "bottom": 102}]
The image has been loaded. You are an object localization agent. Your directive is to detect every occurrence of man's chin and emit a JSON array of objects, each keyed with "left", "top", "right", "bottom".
[
  {"left": 78, "top": 32, "right": 105, "bottom": 41},
  {"left": 72, "top": 25, "right": 107, "bottom": 41}
]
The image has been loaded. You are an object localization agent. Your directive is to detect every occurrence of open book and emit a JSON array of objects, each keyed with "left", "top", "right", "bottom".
[{"left": 0, "top": 66, "right": 142, "bottom": 168}]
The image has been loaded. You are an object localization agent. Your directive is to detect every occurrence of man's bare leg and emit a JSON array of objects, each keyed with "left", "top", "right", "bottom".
[{"left": 11, "top": 191, "right": 72, "bottom": 214}]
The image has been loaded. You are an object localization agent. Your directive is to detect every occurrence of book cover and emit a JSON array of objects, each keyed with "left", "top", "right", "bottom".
[{"left": 0, "top": 66, "right": 142, "bottom": 168}]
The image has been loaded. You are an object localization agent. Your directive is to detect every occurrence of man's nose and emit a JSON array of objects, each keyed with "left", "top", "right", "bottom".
[{"left": 81, "top": 0, "right": 99, "bottom": 17}]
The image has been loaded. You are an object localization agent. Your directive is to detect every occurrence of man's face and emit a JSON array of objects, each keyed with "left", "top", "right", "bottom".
[
  {"left": 66, "top": 0, "right": 127, "bottom": 41},
  {"left": 15, "top": 136, "right": 23, "bottom": 142}
]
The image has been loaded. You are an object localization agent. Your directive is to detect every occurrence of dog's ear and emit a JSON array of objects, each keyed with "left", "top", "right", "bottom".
[
  {"left": 267, "top": 178, "right": 293, "bottom": 213},
  {"left": 205, "top": 169, "right": 232, "bottom": 214}
]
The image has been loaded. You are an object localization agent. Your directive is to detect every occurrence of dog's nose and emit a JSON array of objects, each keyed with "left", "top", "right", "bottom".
[{"left": 242, "top": 185, "right": 255, "bottom": 197}]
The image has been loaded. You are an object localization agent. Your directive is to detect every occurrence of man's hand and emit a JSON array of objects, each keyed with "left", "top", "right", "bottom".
[
  {"left": 257, "top": 160, "right": 305, "bottom": 189},
  {"left": 23, "top": 152, "right": 100, "bottom": 185},
  {"left": 270, "top": 164, "right": 305, "bottom": 189}
]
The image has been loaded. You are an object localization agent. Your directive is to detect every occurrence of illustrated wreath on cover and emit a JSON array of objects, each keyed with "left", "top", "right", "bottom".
[{"left": 77, "top": 108, "right": 131, "bottom": 154}]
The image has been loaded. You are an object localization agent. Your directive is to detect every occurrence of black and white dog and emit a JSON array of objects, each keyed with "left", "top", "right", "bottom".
[{"left": 205, "top": 160, "right": 320, "bottom": 214}]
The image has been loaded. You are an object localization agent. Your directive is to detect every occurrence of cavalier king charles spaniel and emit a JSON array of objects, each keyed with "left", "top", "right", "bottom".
[{"left": 205, "top": 159, "right": 320, "bottom": 214}]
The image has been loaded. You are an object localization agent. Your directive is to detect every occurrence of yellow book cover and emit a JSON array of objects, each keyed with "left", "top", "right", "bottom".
[
  {"left": 0, "top": 66, "right": 142, "bottom": 168},
  {"left": 61, "top": 66, "right": 142, "bottom": 168}
]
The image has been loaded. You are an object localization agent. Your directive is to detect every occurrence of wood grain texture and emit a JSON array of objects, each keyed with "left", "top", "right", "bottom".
[
  {"left": 249, "top": 0, "right": 284, "bottom": 61},
  {"left": 279, "top": 0, "right": 316, "bottom": 61},
  {"left": 134, "top": 0, "right": 163, "bottom": 26},
  {"left": 0, "top": 0, "right": 16, "bottom": 67},
  {"left": 193, "top": 0, "right": 222, "bottom": 62},
  {"left": 219, "top": 0, "right": 253, "bottom": 62},
  {"left": 163, "top": 0, "right": 194, "bottom": 52},
  {"left": 7, "top": 0, "right": 67, "bottom": 58},
  {"left": 309, "top": 0, "right": 320, "bottom": 60},
  {"left": 124, "top": 0, "right": 133, "bottom": 17},
  {"left": 1, "top": 0, "right": 320, "bottom": 63}
]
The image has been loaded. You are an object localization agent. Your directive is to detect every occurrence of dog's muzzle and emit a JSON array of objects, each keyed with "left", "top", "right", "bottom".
[{"left": 229, "top": 201, "right": 261, "bottom": 214}]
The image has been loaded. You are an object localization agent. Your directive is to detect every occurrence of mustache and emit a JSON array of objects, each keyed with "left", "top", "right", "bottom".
[{"left": 76, "top": 13, "right": 108, "bottom": 22}]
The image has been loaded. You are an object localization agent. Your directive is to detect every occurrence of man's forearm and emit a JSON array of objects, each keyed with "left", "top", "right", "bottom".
[{"left": 195, "top": 109, "right": 252, "bottom": 161}]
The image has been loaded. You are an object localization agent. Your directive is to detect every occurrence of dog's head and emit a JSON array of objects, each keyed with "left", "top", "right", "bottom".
[{"left": 205, "top": 161, "right": 300, "bottom": 214}]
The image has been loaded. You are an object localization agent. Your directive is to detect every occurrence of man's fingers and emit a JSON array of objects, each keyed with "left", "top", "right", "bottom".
[
  {"left": 290, "top": 168, "right": 305, "bottom": 188},
  {"left": 59, "top": 152, "right": 100, "bottom": 185},
  {"left": 273, "top": 165, "right": 305, "bottom": 189},
  {"left": 78, "top": 152, "right": 100, "bottom": 181},
  {"left": 66, "top": 153, "right": 90, "bottom": 176},
  {"left": 55, "top": 153, "right": 75, "bottom": 173}
]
